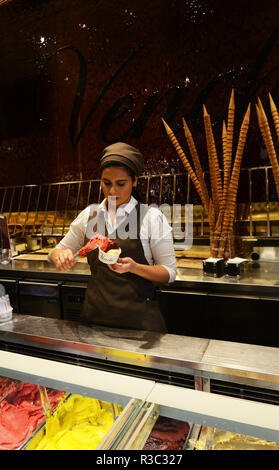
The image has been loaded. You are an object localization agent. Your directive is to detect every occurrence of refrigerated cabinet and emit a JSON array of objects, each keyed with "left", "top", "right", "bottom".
[
  {"left": 2, "top": 258, "right": 279, "bottom": 346},
  {"left": 0, "top": 315, "right": 279, "bottom": 450},
  {"left": 18, "top": 280, "right": 61, "bottom": 319}
]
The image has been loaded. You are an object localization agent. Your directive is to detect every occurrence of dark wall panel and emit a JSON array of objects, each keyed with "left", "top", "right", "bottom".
[{"left": 0, "top": 0, "right": 279, "bottom": 194}]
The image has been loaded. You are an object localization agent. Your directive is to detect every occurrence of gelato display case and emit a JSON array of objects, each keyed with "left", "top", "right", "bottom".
[
  {"left": 0, "top": 374, "right": 191, "bottom": 450},
  {"left": 1, "top": 258, "right": 279, "bottom": 347},
  {"left": 0, "top": 315, "right": 279, "bottom": 450}
]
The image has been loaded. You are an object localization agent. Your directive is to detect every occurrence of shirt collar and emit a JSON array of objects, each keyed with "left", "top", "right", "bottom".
[{"left": 99, "top": 195, "right": 138, "bottom": 216}]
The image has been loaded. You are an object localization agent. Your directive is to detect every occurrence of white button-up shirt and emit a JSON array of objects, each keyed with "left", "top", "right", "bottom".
[{"left": 50, "top": 196, "right": 177, "bottom": 283}]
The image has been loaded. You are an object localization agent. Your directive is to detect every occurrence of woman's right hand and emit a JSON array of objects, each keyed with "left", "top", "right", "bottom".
[{"left": 50, "top": 248, "right": 77, "bottom": 271}]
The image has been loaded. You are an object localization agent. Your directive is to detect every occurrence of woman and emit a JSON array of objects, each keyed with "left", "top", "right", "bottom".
[{"left": 49, "top": 142, "right": 177, "bottom": 332}]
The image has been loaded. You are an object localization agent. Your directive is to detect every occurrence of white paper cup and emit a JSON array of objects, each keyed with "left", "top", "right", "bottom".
[
  {"left": 98, "top": 247, "right": 121, "bottom": 264},
  {"left": 0, "top": 308, "right": 13, "bottom": 323}
]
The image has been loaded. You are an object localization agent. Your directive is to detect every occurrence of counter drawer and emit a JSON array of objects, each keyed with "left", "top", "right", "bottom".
[
  {"left": 18, "top": 280, "right": 61, "bottom": 319},
  {"left": 60, "top": 282, "right": 87, "bottom": 321}
]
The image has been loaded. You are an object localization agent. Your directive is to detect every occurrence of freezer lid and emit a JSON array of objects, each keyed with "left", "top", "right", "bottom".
[
  {"left": 146, "top": 382, "right": 279, "bottom": 443},
  {"left": 0, "top": 349, "right": 155, "bottom": 408}
]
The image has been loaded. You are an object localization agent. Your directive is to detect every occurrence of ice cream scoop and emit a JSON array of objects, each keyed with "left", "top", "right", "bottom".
[{"left": 38, "top": 385, "right": 51, "bottom": 419}]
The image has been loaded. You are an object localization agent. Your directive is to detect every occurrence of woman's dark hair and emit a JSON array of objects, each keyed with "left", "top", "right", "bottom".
[{"left": 100, "top": 162, "right": 145, "bottom": 202}]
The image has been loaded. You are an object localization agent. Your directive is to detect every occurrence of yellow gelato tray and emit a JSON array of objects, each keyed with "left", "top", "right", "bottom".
[
  {"left": 22, "top": 394, "right": 159, "bottom": 451},
  {"left": 194, "top": 425, "right": 279, "bottom": 451},
  {"left": 23, "top": 394, "right": 124, "bottom": 451},
  {"left": 16, "top": 393, "right": 70, "bottom": 450},
  {"left": 97, "top": 399, "right": 158, "bottom": 450}
]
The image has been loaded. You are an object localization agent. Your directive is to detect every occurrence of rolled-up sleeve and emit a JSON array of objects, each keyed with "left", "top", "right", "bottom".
[
  {"left": 141, "top": 207, "right": 177, "bottom": 283},
  {"left": 150, "top": 236, "right": 177, "bottom": 283},
  {"left": 48, "top": 207, "right": 89, "bottom": 261}
]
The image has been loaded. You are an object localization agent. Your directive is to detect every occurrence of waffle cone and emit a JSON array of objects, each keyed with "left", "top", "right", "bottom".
[
  {"left": 256, "top": 99, "right": 279, "bottom": 199},
  {"left": 182, "top": 118, "right": 210, "bottom": 211},
  {"left": 269, "top": 93, "right": 279, "bottom": 142},
  {"left": 161, "top": 118, "right": 206, "bottom": 207},
  {"left": 208, "top": 199, "right": 218, "bottom": 256},
  {"left": 203, "top": 105, "right": 222, "bottom": 217},
  {"left": 218, "top": 103, "right": 250, "bottom": 256},
  {"left": 221, "top": 120, "right": 227, "bottom": 211},
  {"left": 222, "top": 90, "right": 235, "bottom": 212}
]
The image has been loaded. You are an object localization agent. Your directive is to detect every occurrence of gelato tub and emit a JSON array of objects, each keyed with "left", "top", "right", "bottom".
[
  {"left": 25, "top": 394, "right": 122, "bottom": 450},
  {"left": 0, "top": 381, "right": 66, "bottom": 450},
  {"left": 143, "top": 416, "right": 190, "bottom": 450},
  {"left": 194, "top": 426, "right": 279, "bottom": 450},
  {"left": 212, "top": 428, "right": 279, "bottom": 450}
]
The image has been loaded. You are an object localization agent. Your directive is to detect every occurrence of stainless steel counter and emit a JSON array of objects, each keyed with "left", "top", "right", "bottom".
[
  {"left": 1, "top": 257, "right": 279, "bottom": 348},
  {"left": 176, "top": 261, "right": 279, "bottom": 296},
  {"left": 0, "top": 258, "right": 279, "bottom": 297},
  {"left": 1, "top": 314, "right": 279, "bottom": 392},
  {"left": 0, "top": 258, "right": 91, "bottom": 282}
]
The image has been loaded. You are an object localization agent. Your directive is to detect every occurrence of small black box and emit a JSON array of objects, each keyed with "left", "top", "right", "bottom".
[
  {"left": 203, "top": 257, "right": 225, "bottom": 278},
  {"left": 225, "top": 257, "right": 248, "bottom": 277}
]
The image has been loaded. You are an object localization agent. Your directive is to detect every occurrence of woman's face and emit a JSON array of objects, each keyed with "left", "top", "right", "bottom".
[{"left": 101, "top": 166, "right": 137, "bottom": 208}]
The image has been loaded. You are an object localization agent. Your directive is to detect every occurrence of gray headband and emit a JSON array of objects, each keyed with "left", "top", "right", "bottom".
[{"left": 100, "top": 142, "right": 144, "bottom": 176}]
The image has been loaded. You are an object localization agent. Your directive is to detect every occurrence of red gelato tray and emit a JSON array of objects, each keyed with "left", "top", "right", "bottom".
[
  {"left": 143, "top": 416, "right": 190, "bottom": 450},
  {"left": 0, "top": 381, "right": 67, "bottom": 450},
  {"left": 0, "top": 376, "right": 20, "bottom": 401}
]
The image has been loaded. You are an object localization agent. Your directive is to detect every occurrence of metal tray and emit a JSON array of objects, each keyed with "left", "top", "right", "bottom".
[
  {"left": 22, "top": 394, "right": 124, "bottom": 450},
  {"left": 0, "top": 380, "right": 68, "bottom": 450},
  {"left": 19, "top": 393, "right": 70, "bottom": 450}
]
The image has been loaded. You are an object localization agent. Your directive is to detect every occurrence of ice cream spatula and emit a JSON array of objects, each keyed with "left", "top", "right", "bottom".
[{"left": 38, "top": 385, "right": 51, "bottom": 419}]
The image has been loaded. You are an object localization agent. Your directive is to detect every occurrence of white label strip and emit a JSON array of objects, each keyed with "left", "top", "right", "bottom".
[
  {"left": 146, "top": 383, "right": 279, "bottom": 441},
  {"left": 0, "top": 350, "right": 155, "bottom": 401}
]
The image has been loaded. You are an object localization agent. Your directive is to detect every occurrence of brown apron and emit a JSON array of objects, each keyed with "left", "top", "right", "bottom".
[{"left": 80, "top": 203, "right": 167, "bottom": 333}]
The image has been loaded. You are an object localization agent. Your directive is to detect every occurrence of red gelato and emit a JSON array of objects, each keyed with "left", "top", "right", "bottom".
[
  {"left": 0, "top": 376, "right": 19, "bottom": 400},
  {"left": 143, "top": 416, "right": 190, "bottom": 450},
  {"left": 79, "top": 234, "right": 119, "bottom": 257},
  {"left": 0, "top": 382, "right": 66, "bottom": 450}
]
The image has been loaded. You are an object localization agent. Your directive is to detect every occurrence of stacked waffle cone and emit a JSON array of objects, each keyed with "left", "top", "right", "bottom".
[
  {"left": 256, "top": 95, "right": 279, "bottom": 200},
  {"left": 162, "top": 89, "right": 251, "bottom": 260}
]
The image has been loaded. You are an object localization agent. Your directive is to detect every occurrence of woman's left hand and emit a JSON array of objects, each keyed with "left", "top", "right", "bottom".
[
  {"left": 109, "top": 257, "right": 170, "bottom": 282},
  {"left": 108, "top": 257, "right": 137, "bottom": 274}
]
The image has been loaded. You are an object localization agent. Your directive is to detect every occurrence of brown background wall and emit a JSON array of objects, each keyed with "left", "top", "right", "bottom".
[{"left": 1, "top": 0, "right": 279, "bottom": 204}]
